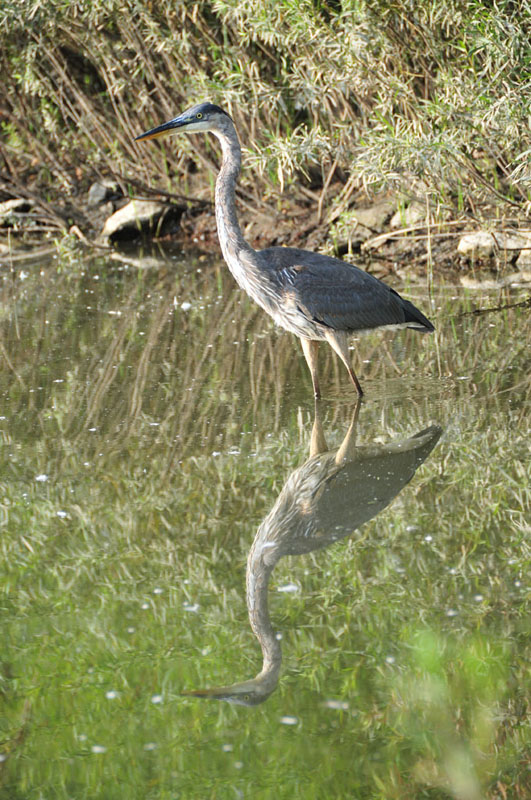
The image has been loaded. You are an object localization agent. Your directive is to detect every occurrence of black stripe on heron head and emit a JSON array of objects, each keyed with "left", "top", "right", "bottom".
[{"left": 192, "top": 102, "right": 232, "bottom": 118}]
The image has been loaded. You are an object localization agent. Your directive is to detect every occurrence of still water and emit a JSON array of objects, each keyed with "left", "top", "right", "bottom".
[{"left": 0, "top": 248, "right": 529, "bottom": 799}]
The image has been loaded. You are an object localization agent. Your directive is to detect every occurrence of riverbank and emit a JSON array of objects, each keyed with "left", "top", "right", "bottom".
[
  {"left": 1, "top": 0, "right": 530, "bottom": 280},
  {"left": 2, "top": 183, "right": 531, "bottom": 290}
]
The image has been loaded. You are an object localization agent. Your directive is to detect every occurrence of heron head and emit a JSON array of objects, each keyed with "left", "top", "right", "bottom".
[
  {"left": 135, "top": 102, "right": 232, "bottom": 142},
  {"left": 182, "top": 676, "right": 276, "bottom": 707}
]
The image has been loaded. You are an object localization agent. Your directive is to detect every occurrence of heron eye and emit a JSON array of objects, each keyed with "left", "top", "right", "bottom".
[{"left": 196, "top": 112, "right": 203, "bottom": 119}]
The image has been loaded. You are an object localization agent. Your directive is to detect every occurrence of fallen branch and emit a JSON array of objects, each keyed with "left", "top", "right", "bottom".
[{"left": 458, "top": 296, "right": 531, "bottom": 317}]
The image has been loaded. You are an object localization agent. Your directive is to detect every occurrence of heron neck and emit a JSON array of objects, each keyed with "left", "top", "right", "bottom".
[
  {"left": 213, "top": 126, "right": 257, "bottom": 275},
  {"left": 246, "top": 541, "right": 282, "bottom": 685}
]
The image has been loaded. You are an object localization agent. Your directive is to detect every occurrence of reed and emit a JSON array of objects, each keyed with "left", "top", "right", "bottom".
[{"left": 1, "top": 0, "right": 529, "bottom": 237}]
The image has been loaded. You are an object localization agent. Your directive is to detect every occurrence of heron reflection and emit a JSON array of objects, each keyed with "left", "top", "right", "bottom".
[{"left": 185, "top": 402, "right": 441, "bottom": 705}]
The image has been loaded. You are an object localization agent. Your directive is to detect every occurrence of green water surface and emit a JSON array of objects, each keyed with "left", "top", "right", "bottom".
[{"left": 0, "top": 248, "right": 529, "bottom": 799}]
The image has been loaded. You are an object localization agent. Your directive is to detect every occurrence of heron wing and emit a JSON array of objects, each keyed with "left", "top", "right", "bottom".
[{"left": 262, "top": 247, "right": 410, "bottom": 331}]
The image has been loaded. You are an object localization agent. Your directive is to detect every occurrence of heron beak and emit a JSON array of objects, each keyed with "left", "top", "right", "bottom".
[{"left": 135, "top": 115, "right": 188, "bottom": 142}]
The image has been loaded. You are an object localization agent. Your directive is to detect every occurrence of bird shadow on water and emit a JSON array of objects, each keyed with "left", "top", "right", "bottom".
[{"left": 183, "top": 399, "right": 442, "bottom": 706}]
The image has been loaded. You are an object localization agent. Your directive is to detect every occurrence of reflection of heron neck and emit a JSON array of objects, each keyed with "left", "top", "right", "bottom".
[{"left": 246, "top": 543, "right": 282, "bottom": 690}]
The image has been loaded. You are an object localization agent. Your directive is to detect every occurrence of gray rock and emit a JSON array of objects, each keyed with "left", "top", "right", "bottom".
[
  {"left": 458, "top": 230, "right": 531, "bottom": 261},
  {"left": 0, "top": 198, "right": 33, "bottom": 223},
  {"left": 516, "top": 247, "right": 531, "bottom": 268},
  {"left": 493, "top": 231, "right": 531, "bottom": 251},
  {"left": 351, "top": 201, "right": 395, "bottom": 232},
  {"left": 99, "top": 200, "right": 176, "bottom": 243},
  {"left": 390, "top": 202, "right": 426, "bottom": 230},
  {"left": 87, "top": 180, "right": 122, "bottom": 207},
  {"left": 457, "top": 232, "right": 496, "bottom": 259}
]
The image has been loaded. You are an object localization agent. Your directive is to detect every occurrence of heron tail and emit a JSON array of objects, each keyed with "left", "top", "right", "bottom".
[{"left": 401, "top": 298, "right": 435, "bottom": 332}]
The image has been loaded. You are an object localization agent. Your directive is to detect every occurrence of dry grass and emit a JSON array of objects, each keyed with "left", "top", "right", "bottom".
[{"left": 1, "top": 0, "right": 529, "bottom": 237}]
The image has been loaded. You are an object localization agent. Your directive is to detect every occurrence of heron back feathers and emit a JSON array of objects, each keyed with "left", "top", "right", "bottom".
[{"left": 260, "top": 247, "right": 434, "bottom": 335}]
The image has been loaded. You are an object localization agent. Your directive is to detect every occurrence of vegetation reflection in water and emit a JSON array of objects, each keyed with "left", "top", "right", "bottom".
[{"left": 0, "top": 249, "right": 529, "bottom": 799}]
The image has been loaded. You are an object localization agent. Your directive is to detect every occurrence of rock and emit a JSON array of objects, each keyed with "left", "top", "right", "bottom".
[
  {"left": 390, "top": 202, "right": 426, "bottom": 230},
  {"left": 87, "top": 180, "right": 122, "bottom": 207},
  {"left": 351, "top": 201, "right": 395, "bottom": 232},
  {"left": 493, "top": 231, "right": 531, "bottom": 251},
  {"left": 457, "top": 232, "right": 495, "bottom": 259},
  {"left": 516, "top": 247, "right": 531, "bottom": 268},
  {"left": 99, "top": 199, "right": 179, "bottom": 243},
  {"left": 457, "top": 230, "right": 531, "bottom": 261},
  {"left": 332, "top": 200, "right": 395, "bottom": 250},
  {"left": 0, "top": 198, "right": 33, "bottom": 225},
  {"left": 495, "top": 232, "right": 531, "bottom": 266}
]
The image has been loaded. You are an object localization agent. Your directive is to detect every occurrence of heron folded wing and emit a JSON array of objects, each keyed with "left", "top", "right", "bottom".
[{"left": 275, "top": 258, "right": 407, "bottom": 332}]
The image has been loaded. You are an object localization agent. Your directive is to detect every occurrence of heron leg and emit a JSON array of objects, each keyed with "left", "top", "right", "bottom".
[
  {"left": 300, "top": 338, "right": 321, "bottom": 399},
  {"left": 323, "top": 330, "right": 364, "bottom": 397}
]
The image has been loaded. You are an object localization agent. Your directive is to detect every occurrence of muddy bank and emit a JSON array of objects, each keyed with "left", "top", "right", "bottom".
[{"left": 1, "top": 179, "right": 530, "bottom": 288}]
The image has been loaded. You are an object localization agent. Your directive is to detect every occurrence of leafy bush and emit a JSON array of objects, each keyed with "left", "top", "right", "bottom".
[{"left": 1, "top": 0, "right": 529, "bottom": 218}]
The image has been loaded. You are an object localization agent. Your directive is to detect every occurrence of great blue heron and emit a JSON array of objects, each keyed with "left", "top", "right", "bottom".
[
  {"left": 136, "top": 102, "right": 435, "bottom": 397},
  {"left": 183, "top": 403, "right": 442, "bottom": 705}
]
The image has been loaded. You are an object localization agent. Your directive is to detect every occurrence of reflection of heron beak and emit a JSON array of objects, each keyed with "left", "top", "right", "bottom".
[
  {"left": 135, "top": 116, "right": 186, "bottom": 142},
  {"left": 181, "top": 687, "right": 228, "bottom": 698}
]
